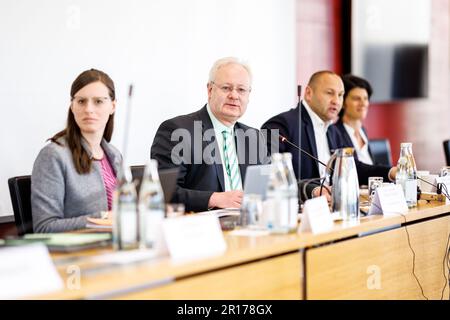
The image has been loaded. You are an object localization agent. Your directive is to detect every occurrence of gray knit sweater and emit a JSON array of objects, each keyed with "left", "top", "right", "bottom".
[{"left": 31, "top": 137, "right": 122, "bottom": 233}]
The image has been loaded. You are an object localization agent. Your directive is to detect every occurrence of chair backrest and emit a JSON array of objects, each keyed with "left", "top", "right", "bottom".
[
  {"left": 368, "top": 139, "right": 393, "bottom": 167},
  {"left": 7, "top": 175, "right": 32, "bottom": 235},
  {"left": 443, "top": 140, "right": 450, "bottom": 166}
]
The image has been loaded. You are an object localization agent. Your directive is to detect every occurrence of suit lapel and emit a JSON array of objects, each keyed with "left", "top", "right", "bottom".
[
  {"left": 301, "top": 104, "right": 319, "bottom": 171},
  {"left": 327, "top": 128, "right": 338, "bottom": 154},
  {"left": 198, "top": 105, "right": 225, "bottom": 192},
  {"left": 234, "top": 122, "right": 248, "bottom": 185}
]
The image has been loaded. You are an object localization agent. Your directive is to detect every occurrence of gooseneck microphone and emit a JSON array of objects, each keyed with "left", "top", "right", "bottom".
[
  {"left": 278, "top": 134, "right": 334, "bottom": 200},
  {"left": 122, "top": 84, "right": 134, "bottom": 165},
  {"left": 279, "top": 134, "right": 333, "bottom": 172},
  {"left": 417, "top": 176, "right": 450, "bottom": 201}
]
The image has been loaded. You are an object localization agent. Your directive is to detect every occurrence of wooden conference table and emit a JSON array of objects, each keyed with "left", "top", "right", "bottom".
[{"left": 34, "top": 201, "right": 450, "bottom": 300}]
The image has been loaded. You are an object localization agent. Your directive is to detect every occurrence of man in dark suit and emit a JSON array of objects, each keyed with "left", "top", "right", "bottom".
[
  {"left": 151, "top": 57, "right": 270, "bottom": 212},
  {"left": 261, "top": 70, "right": 396, "bottom": 200}
]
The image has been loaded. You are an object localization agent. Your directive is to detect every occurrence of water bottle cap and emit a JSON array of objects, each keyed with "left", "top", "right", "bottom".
[
  {"left": 281, "top": 153, "right": 292, "bottom": 160},
  {"left": 271, "top": 153, "right": 283, "bottom": 161},
  {"left": 336, "top": 147, "right": 354, "bottom": 157},
  {"left": 400, "top": 142, "right": 412, "bottom": 148}
]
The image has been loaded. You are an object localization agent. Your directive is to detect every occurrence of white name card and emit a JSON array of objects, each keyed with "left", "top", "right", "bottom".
[
  {"left": 0, "top": 244, "right": 63, "bottom": 299},
  {"left": 419, "top": 174, "right": 439, "bottom": 193},
  {"left": 435, "top": 176, "right": 450, "bottom": 204},
  {"left": 162, "top": 215, "right": 227, "bottom": 262},
  {"left": 299, "top": 196, "right": 333, "bottom": 234},
  {"left": 369, "top": 184, "right": 408, "bottom": 215}
]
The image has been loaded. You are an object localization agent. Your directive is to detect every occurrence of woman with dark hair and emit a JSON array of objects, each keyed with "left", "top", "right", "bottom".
[
  {"left": 335, "top": 74, "right": 374, "bottom": 165},
  {"left": 31, "top": 69, "right": 122, "bottom": 233}
]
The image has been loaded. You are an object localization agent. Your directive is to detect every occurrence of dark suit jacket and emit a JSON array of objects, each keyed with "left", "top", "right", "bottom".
[
  {"left": 261, "top": 102, "right": 390, "bottom": 187},
  {"left": 151, "top": 105, "right": 270, "bottom": 212},
  {"left": 334, "top": 119, "right": 375, "bottom": 164}
]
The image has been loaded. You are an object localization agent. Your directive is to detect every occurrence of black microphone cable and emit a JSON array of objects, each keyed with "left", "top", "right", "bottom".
[
  {"left": 417, "top": 176, "right": 450, "bottom": 201},
  {"left": 440, "top": 230, "right": 450, "bottom": 300},
  {"left": 280, "top": 133, "right": 450, "bottom": 298},
  {"left": 370, "top": 177, "right": 450, "bottom": 300},
  {"left": 319, "top": 152, "right": 336, "bottom": 200},
  {"left": 440, "top": 183, "right": 450, "bottom": 201},
  {"left": 279, "top": 135, "right": 333, "bottom": 200},
  {"left": 428, "top": 180, "right": 450, "bottom": 300},
  {"left": 416, "top": 176, "right": 450, "bottom": 299},
  {"left": 368, "top": 199, "right": 429, "bottom": 300},
  {"left": 297, "top": 176, "right": 327, "bottom": 203}
]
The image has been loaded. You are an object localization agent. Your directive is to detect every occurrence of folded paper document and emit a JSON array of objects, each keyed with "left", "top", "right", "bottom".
[
  {"left": 86, "top": 217, "right": 113, "bottom": 229},
  {"left": 197, "top": 208, "right": 240, "bottom": 218}
]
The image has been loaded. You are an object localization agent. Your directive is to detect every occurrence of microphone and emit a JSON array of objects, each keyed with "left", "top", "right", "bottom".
[
  {"left": 278, "top": 134, "right": 334, "bottom": 200},
  {"left": 417, "top": 176, "right": 450, "bottom": 201},
  {"left": 297, "top": 176, "right": 327, "bottom": 201},
  {"left": 279, "top": 134, "right": 332, "bottom": 172},
  {"left": 122, "top": 84, "right": 134, "bottom": 165},
  {"left": 297, "top": 85, "right": 302, "bottom": 104}
]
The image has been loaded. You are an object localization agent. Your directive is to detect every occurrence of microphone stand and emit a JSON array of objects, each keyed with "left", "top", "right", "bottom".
[
  {"left": 417, "top": 176, "right": 450, "bottom": 201},
  {"left": 298, "top": 177, "right": 326, "bottom": 202},
  {"left": 122, "top": 84, "right": 134, "bottom": 167}
]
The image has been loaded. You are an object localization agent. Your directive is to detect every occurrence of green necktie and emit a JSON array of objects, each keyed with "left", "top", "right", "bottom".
[{"left": 222, "top": 130, "right": 242, "bottom": 190}]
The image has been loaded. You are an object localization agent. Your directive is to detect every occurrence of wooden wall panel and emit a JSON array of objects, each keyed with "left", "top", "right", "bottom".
[
  {"left": 117, "top": 252, "right": 303, "bottom": 300},
  {"left": 306, "top": 216, "right": 450, "bottom": 299}
]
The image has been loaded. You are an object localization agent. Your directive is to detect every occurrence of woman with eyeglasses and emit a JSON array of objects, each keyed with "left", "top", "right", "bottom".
[
  {"left": 335, "top": 74, "right": 375, "bottom": 165},
  {"left": 31, "top": 69, "right": 121, "bottom": 233}
]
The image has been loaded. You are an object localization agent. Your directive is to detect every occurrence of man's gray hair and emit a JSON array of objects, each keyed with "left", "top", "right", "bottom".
[{"left": 208, "top": 57, "right": 253, "bottom": 86}]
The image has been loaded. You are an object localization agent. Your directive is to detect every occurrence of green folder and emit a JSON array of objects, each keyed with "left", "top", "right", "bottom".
[{"left": 2, "top": 233, "right": 111, "bottom": 252}]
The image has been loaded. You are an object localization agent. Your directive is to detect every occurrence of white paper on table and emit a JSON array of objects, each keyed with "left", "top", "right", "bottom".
[
  {"left": 0, "top": 244, "right": 63, "bottom": 299},
  {"left": 299, "top": 196, "right": 333, "bottom": 234},
  {"left": 369, "top": 184, "right": 408, "bottom": 215},
  {"left": 162, "top": 215, "right": 227, "bottom": 262},
  {"left": 90, "top": 249, "right": 162, "bottom": 265},
  {"left": 228, "top": 229, "right": 270, "bottom": 237}
]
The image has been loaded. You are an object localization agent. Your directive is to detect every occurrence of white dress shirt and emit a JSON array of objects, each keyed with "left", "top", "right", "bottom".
[
  {"left": 303, "top": 101, "right": 333, "bottom": 179},
  {"left": 206, "top": 104, "right": 242, "bottom": 191},
  {"left": 343, "top": 123, "right": 373, "bottom": 165}
]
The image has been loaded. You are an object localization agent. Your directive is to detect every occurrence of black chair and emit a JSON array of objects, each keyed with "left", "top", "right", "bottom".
[
  {"left": 8, "top": 175, "right": 33, "bottom": 235},
  {"left": 443, "top": 140, "right": 450, "bottom": 166},
  {"left": 368, "top": 139, "right": 393, "bottom": 167}
]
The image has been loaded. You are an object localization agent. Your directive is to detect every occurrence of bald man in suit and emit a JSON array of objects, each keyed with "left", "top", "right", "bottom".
[{"left": 262, "top": 71, "right": 396, "bottom": 200}]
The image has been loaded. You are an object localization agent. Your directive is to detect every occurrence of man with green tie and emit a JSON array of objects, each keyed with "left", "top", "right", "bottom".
[{"left": 151, "top": 57, "right": 270, "bottom": 212}]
